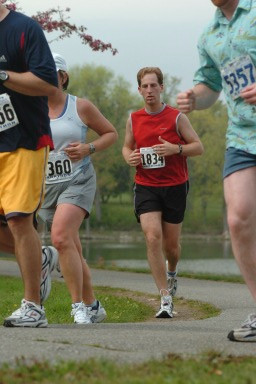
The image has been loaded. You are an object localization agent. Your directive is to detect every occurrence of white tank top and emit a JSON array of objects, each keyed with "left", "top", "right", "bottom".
[{"left": 46, "top": 94, "right": 90, "bottom": 184}]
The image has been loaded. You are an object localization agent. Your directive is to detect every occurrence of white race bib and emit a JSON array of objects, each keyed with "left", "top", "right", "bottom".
[
  {"left": 46, "top": 151, "right": 73, "bottom": 183},
  {"left": 221, "top": 55, "right": 256, "bottom": 100},
  {"left": 140, "top": 147, "right": 165, "bottom": 169},
  {"left": 0, "top": 93, "right": 19, "bottom": 132}
]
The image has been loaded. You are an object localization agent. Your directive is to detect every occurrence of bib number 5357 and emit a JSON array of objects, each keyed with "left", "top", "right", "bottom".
[{"left": 221, "top": 55, "right": 256, "bottom": 99}]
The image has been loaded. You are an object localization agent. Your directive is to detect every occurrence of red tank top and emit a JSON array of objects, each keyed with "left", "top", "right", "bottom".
[{"left": 131, "top": 104, "right": 188, "bottom": 187}]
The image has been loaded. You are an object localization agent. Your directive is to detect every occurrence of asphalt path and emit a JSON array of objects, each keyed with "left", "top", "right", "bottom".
[{"left": 0, "top": 259, "right": 255, "bottom": 365}]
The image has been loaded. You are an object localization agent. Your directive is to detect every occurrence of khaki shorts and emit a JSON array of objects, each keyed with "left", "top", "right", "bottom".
[{"left": 0, "top": 147, "right": 49, "bottom": 220}]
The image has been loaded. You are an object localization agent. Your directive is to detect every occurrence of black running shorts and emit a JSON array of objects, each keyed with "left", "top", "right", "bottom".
[{"left": 133, "top": 181, "right": 189, "bottom": 224}]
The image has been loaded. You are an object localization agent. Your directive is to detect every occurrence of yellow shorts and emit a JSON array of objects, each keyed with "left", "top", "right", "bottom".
[{"left": 0, "top": 147, "right": 49, "bottom": 220}]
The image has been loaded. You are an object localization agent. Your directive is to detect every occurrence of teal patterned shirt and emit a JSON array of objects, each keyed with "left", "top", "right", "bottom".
[{"left": 194, "top": 0, "right": 256, "bottom": 153}]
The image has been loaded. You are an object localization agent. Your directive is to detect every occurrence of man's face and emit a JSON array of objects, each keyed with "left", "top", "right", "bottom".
[{"left": 138, "top": 73, "right": 163, "bottom": 106}]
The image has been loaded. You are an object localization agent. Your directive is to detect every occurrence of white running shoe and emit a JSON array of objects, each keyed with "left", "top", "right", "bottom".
[
  {"left": 3, "top": 300, "right": 48, "bottom": 328},
  {"left": 155, "top": 293, "right": 173, "bottom": 318},
  {"left": 40, "top": 246, "right": 58, "bottom": 304},
  {"left": 228, "top": 314, "right": 256, "bottom": 342},
  {"left": 71, "top": 302, "right": 92, "bottom": 324},
  {"left": 87, "top": 301, "right": 106, "bottom": 323},
  {"left": 166, "top": 261, "right": 178, "bottom": 296},
  {"left": 5, "top": 298, "right": 27, "bottom": 320}
]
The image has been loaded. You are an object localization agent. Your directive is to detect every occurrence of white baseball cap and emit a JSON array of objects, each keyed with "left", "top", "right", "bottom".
[{"left": 52, "top": 52, "right": 68, "bottom": 72}]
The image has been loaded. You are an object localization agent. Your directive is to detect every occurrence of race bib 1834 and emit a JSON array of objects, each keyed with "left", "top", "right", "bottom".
[{"left": 140, "top": 147, "right": 165, "bottom": 169}]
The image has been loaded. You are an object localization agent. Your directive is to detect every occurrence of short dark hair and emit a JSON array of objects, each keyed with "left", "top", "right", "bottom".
[
  {"left": 137, "top": 67, "right": 163, "bottom": 87},
  {"left": 59, "top": 70, "right": 69, "bottom": 90}
]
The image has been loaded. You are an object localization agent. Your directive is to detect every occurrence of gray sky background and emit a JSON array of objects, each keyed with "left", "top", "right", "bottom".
[{"left": 18, "top": 0, "right": 215, "bottom": 92}]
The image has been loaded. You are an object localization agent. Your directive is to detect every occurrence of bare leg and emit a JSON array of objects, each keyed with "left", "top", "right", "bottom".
[
  {"left": 0, "top": 222, "right": 15, "bottom": 254},
  {"left": 74, "top": 232, "right": 95, "bottom": 304},
  {"left": 162, "top": 221, "right": 182, "bottom": 272},
  {"left": 51, "top": 203, "right": 94, "bottom": 303},
  {"left": 140, "top": 212, "right": 168, "bottom": 292},
  {"left": 7, "top": 215, "right": 41, "bottom": 304},
  {"left": 224, "top": 167, "right": 256, "bottom": 302}
]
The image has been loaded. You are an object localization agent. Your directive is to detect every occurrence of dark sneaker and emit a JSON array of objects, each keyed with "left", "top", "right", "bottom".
[
  {"left": 3, "top": 300, "right": 48, "bottom": 328},
  {"left": 228, "top": 314, "right": 256, "bottom": 342},
  {"left": 40, "top": 246, "right": 58, "bottom": 304},
  {"left": 87, "top": 301, "right": 106, "bottom": 323},
  {"left": 155, "top": 294, "right": 173, "bottom": 318},
  {"left": 71, "top": 302, "right": 92, "bottom": 324}
]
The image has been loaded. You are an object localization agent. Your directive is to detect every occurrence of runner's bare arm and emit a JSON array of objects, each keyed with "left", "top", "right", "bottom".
[
  {"left": 2, "top": 71, "right": 57, "bottom": 97},
  {"left": 177, "top": 83, "right": 220, "bottom": 113},
  {"left": 122, "top": 117, "right": 141, "bottom": 167}
]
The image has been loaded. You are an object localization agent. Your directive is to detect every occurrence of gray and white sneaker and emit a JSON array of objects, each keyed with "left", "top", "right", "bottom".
[
  {"left": 3, "top": 300, "right": 48, "bottom": 328},
  {"left": 155, "top": 293, "right": 173, "bottom": 318},
  {"left": 228, "top": 314, "right": 256, "bottom": 342},
  {"left": 87, "top": 301, "right": 106, "bottom": 323},
  {"left": 167, "top": 275, "right": 178, "bottom": 297},
  {"left": 40, "top": 246, "right": 58, "bottom": 304},
  {"left": 166, "top": 261, "right": 178, "bottom": 296},
  {"left": 71, "top": 302, "right": 92, "bottom": 324}
]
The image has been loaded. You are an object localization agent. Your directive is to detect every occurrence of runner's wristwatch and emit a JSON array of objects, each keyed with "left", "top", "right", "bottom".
[
  {"left": 0, "top": 71, "right": 9, "bottom": 83},
  {"left": 89, "top": 143, "right": 96, "bottom": 154}
]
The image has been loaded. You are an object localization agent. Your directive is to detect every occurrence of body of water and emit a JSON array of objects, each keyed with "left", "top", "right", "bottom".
[
  {"left": 1, "top": 237, "right": 240, "bottom": 277},
  {"left": 83, "top": 237, "right": 240, "bottom": 276}
]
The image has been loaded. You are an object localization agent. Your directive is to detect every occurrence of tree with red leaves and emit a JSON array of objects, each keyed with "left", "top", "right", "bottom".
[{"left": 3, "top": 0, "right": 118, "bottom": 55}]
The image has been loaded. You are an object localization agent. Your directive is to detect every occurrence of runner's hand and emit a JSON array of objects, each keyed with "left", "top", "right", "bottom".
[
  {"left": 176, "top": 89, "right": 196, "bottom": 113},
  {"left": 240, "top": 83, "right": 256, "bottom": 105},
  {"left": 64, "top": 142, "right": 86, "bottom": 161},
  {"left": 152, "top": 136, "right": 178, "bottom": 156},
  {"left": 128, "top": 149, "right": 141, "bottom": 167}
]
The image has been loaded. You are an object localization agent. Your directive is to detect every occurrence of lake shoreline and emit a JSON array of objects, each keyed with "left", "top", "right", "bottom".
[{"left": 71, "top": 230, "right": 230, "bottom": 243}]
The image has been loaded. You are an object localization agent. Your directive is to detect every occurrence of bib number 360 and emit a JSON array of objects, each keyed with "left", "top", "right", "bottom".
[{"left": 46, "top": 152, "right": 73, "bottom": 183}]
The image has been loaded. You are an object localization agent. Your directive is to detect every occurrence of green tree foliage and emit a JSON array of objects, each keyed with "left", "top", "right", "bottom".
[
  {"left": 161, "top": 74, "right": 181, "bottom": 106},
  {"left": 68, "top": 64, "right": 141, "bottom": 203},
  {"left": 185, "top": 101, "right": 228, "bottom": 231}
]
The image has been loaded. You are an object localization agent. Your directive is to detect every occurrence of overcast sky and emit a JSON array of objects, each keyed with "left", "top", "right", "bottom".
[{"left": 16, "top": 0, "right": 215, "bottom": 92}]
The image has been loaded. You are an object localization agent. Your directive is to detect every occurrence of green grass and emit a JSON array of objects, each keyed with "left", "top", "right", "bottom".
[
  {"left": 0, "top": 276, "right": 220, "bottom": 324},
  {"left": 0, "top": 276, "right": 154, "bottom": 324},
  {"left": 1, "top": 352, "right": 256, "bottom": 383}
]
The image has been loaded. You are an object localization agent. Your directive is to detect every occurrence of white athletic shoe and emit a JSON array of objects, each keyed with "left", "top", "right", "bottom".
[
  {"left": 87, "top": 301, "right": 106, "bottom": 323},
  {"left": 155, "top": 293, "right": 173, "bottom": 318},
  {"left": 40, "top": 246, "right": 58, "bottom": 304},
  {"left": 3, "top": 300, "right": 48, "bottom": 328},
  {"left": 4, "top": 298, "right": 27, "bottom": 320},
  {"left": 71, "top": 302, "right": 92, "bottom": 324},
  {"left": 228, "top": 314, "right": 256, "bottom": 342}
]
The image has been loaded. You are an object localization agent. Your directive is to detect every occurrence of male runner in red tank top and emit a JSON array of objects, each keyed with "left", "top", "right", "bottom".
[{"left": 122, "top": 67, "right": 204, "bottom": 318}]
